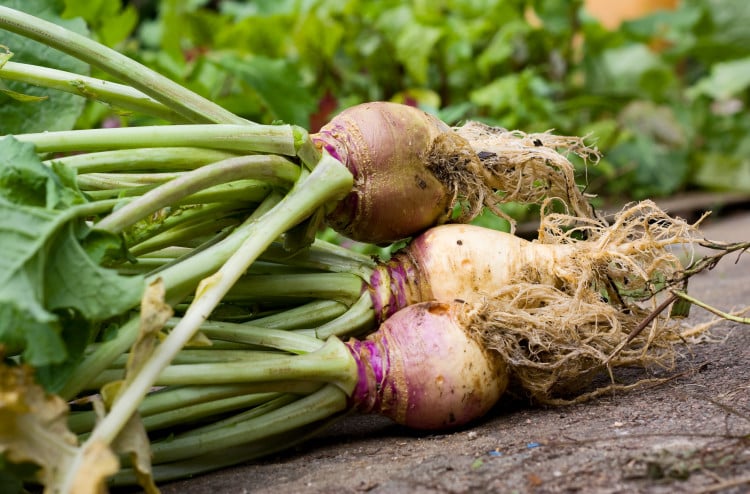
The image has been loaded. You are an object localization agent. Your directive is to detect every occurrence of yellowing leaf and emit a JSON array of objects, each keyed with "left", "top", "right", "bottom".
[
  {"left": 68, "top": 440, "right": 119, "bottom": 494},
  {"left": 112, "top": 414, "right": 160, "bottom": 494},
  {"left": 0, "top": 88, "right": 49, "bottom": 102},
  {"left": 127, "top": 278, "right": 173, "bottom": 378},
  {"left": 0, "top": 363, "right": 118, "bottom": 492}
]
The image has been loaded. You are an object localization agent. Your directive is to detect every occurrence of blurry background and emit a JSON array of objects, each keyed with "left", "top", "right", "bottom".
[{"left": 12, "top": 0, "right": 750, "bottom": 207}]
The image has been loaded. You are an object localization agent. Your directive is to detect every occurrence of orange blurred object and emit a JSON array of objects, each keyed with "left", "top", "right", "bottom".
[{"left": 584, "top": 0, "right": 679, "bottom": 29}]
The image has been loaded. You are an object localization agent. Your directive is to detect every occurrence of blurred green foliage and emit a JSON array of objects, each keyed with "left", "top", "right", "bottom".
[{"left": 36, "top": 0, "right": 750, "bottom": 199}]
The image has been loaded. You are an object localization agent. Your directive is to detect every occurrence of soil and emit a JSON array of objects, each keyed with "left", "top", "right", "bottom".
[{"left": 160, "top": 208, "right": 750, "bottom": 494}]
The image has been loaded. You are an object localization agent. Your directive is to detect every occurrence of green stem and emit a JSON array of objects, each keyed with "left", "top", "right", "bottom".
[
  {"left": 111, "top": 415, "right": 339, "bottom": 484},
  {"left": 248, "top": 299, "right": 348, "bottom": 329},
  {"left": 225, "top": 272, "right": 365, "bottom": 306},
  {"left": 123, "top": 202, "right": 246, "bottom": 250},
  {"left": 77, "top": 172, "right": 182, "bottom": 190},
  {"left": 59, "top": 316, "right": 141, "bottom": 400},
  {"left": 81, "top": 179, "right": 270, "bottom": 205},
  {"left": 59, "top": 189, "right": 278, "bottom": 399},
  {"left": 94, "top": 154, "right": 299, "bottom": 235},
  {"left": 672, "top": 289, "right": 750, "bottom": 324},
  {"left": 110, "top": 348, "right": 290, "bottom": 369},
  {"left": 15, "top": 124, "right": 298, "bottom": 155},
  {"left": 107, "top": 348, "right": 287, "bottom": 368},
  {"left": 140, "top": 392, "right": 282, "bottom": 433},
  {"left": 148, "top": 384, "right": 347, "bottom": 464},
  {"left": 0, "top": 60, "right": 187, "bottom": 122},
  {"left": 175, "top": 179, "right": 272, "bottom": 206},
  {"left": 194, "top": 320, "right": 325, "bottom": 354},
  {"left": 260, "top": 237, "right": 376, "bottom": 279},
  {"left": 150, "top": 337, "right": 355, "bottom": 388},
  {"left": 0, "top": 6, "right": 247, "bottom": 124},
  {"left": 76, "top": 153, "right": 352, "bottom": 465},
  {"left": 302, "top": 291, "right": 377, "bottom": 339},
  {"left": 68, "top": 384, "right": 285, "bottom": 434},
  {"left": 47, "top": 147, "right": 238, "bottom": 173},
  {"left": 127, "top": 215, "right": 243, "bottom": 258}
]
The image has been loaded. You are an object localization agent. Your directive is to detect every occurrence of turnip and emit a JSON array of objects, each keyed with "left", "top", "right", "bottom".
[
  {"left": 212, "top": 201, "right": 701, "bottom": 334},
  {"left": 312, "top": 101, "right": 600, "bottom": 243}
]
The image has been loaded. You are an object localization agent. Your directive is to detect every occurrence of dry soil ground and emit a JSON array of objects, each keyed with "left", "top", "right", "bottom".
[{"left": 160, "top": 207, "right": 750, "bottom": 494}]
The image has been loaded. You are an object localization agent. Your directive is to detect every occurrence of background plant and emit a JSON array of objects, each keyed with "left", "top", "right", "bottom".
[{"left": 3, "top": 0, "right": 750, "bottom": 201}]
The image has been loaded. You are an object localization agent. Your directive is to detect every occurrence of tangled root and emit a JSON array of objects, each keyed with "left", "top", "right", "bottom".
[
  {"left": 468, "top": 201, "right": 706, "bottom": 405},
  {"left": 454, "top": 122, "right": 602, "bottom": 232}
]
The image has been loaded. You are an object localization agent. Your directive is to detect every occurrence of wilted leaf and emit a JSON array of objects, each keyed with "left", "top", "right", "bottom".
[
  {"left": 0, "top": 362, "right": 118, "bottom": 492},
  {"left": 68, "top": 440, "right": 119, "bottom": 494},
  {"left": 128, "top": 278, "right": 173, "bottom": 376},
  {"left": 112, "top": 414, "right": 159, "bottom": 494}
]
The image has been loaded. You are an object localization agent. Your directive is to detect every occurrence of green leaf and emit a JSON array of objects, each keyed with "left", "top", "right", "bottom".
[
  {"left": 607, "top": 134, "right": 689, "bottom": 198},
  {"left": 692, "top": 150, "right": 750, "bottom": 192},
  {"left": 687, "top": 56, "right": 750, "bottom": 101},
  {"left": 62, "top": 0, "right": 138, "bottom": 47},
  {"left": 0, "top": 137, "right": 143, "bottom": 368},
  {"left": 394, "top": 23, "right": 443, "bottom": 86},
  {"left": 213, "top": 54, "right": 316, "bottom": 126},
  {"left": 0, "top": 137, "right": 86, "bottom": 209},
  {"left": 0, "top": 0, "right": 90, "bottom": 134},
  {"left": 691, "top": 0, "right": 750, "bottom": 60},
  {"left": 587, "top": 44, "right": 664, "bottom": 97}
]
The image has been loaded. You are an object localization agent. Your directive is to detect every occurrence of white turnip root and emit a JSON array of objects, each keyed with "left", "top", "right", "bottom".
[
  {"left": 368, "top": 201, "right": 700, "bottom": 323},
  {"left": 313, "top": 101, "right": 599, "bottom": 243}
]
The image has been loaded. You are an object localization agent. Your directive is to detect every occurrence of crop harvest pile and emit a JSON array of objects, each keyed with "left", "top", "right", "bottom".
[{"left": 1, "top": 5, "right": 748, "bottom": 493}]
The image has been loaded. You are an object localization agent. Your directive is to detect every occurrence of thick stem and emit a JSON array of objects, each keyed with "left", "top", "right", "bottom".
[
  {"left": 77, "top": 172, "right": 179, "bottom": 190},
  {"left": 68, "top": 384, "right": 287, "bottom": 434},
  {"left": 0, "top": 6, "right": 247, "bottom": 124},
  {"left": 149, "top": 193, "right": 283, "bottom": 302},
  {"left": 15, "top": 124, "right": 298, "bottom": 155},
  {"left": 225, "top": 272, "right": 364, "bottom": 306},
  {"left": 111, "top": 417, "right": 337, "bottom": 484},
  {"left": 147, "top": 384, "right": 347, "bottom": 464},
  {"left": 260, "top": 237, "right": 376, "bottom": 279},
  {"left": 150, "top": 337, "right": 356, "bottom": 389},
  {"left": 140, "top": 392, "right": 281, "bottom": 433},
  {"left": 47, "top": 147, "right": 238, "bottom": 174},
  {"left": 301, "top": 291, "right": 377, "bottom": 339},
  {"left": 248, "top": 299, "right": 349, "bottom": 330},
  {"left": 59, "top": 316, "right": 140, "bottom": 400},
  {"left": 192, "top": 319, "right": 325, "bottom": 354},
  {"left": 94, "top": 154, "right": 299, "bottom": 234},
  {"left": 0, "top": 61, "right": 187, "bottom": 122},
  {"left": 126, "top": 210, "right": 247, "bottom": 257}
]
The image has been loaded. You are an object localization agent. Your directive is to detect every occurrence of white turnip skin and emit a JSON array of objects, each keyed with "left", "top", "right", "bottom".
[
  {"left": 346, "top": 301, "right": 508, "bottom": 429},
  {"left": 368, "top": 224, "right": 576, "bottom": 321},
  {"left": 312, "top": 102, "right": 479, "bottom": 244}
]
